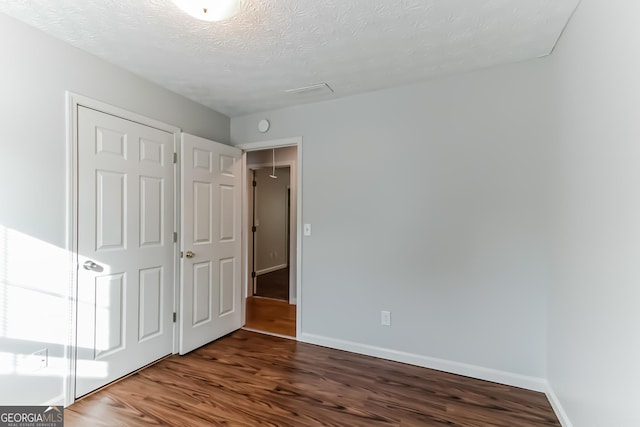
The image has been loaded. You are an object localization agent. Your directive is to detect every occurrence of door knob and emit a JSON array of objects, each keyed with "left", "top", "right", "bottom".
[
  {"left": 83, "top": 260, "right": 104, "bottom": 272},
  {"left": 185, "top": 251, "right": 195, "bottom": 259}
]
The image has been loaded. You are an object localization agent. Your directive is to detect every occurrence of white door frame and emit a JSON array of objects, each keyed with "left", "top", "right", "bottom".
[
  {"left": 65, "top": 92, "right": 181, "bottom": 406},
  {"left": 237, "top": 137, "right": 302, "bottom": 338},
  {"left": 247, "top": 162, "right": 295, "bottom": 304}
]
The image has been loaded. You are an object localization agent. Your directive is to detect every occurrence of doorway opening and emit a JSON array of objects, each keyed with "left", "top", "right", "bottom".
[
  {"left": 242, "top": 144, "right": 299, "bottom": 338},
  {"left": 251, "top": 166, "right": 290, "bottom": 300}
]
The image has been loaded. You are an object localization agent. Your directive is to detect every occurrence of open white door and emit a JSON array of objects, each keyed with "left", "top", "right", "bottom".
[
  {"left": 76, "top": 106, "right": 175, "bottom": 397},
  {"left": 179, "top": 133, "right": 243, "bottom": 354}
]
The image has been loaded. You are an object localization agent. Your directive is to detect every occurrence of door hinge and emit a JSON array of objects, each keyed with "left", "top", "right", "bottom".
[
  {"left": 173, "top": 152, "right": 178, "bottom": 164},
  {"left": 173, "top": 312, "right": 177, "bottom": 323},
  {"left": 252, "top": 180, "right": 257, "bottom": 187},
  {"left": 251, "top": 271, "right": 256, "bottom": 278},
  {"left": 173, "top": 231, "right": 178, "bottom": 243},
  {"left": 251, "top": 226, "right": 257, "bottom": 233}
]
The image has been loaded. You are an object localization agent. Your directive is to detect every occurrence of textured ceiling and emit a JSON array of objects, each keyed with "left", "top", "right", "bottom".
[{"left": 0, "top": 0, "right": 579, "bottom": 117}]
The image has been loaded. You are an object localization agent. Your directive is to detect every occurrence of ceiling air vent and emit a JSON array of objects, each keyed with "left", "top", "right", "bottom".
[{"left": 285, "top": 82, "right": 334, "bottom": 95}]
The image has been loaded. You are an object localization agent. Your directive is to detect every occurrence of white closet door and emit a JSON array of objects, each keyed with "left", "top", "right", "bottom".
[{"left": 76, "top": 106, "right": 174, "bottom": 397}]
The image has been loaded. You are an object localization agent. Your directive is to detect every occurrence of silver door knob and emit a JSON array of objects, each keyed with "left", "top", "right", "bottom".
[
  {"left": 185, "top": 251, "right": 195, "bottom": 259},
  {"left": 83, "top": 260, "right": 104, "bottom": 272}
]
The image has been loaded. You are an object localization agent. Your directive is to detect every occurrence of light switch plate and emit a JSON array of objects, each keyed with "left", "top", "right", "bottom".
[
  {"left": 304, "top": 224, "right": 311, "bottom": 236},
  {"left": 381, "top": 311, "right": 391, "bottom": 326}
]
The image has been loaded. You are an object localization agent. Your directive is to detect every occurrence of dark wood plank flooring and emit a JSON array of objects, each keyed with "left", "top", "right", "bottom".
[
  {"left": 255, "top": 267, "right": 289, "bottom": 300},
  {"left": 245, "top": 296, "right": 296, "bottom": 337},
  {"left": 65, "top": 330, "right": 559, "bottom": 426}
]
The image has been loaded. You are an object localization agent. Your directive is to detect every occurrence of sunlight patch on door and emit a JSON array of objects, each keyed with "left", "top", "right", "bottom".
[{"left": 94, "top": 273, "right": 125, "bottom": 359}]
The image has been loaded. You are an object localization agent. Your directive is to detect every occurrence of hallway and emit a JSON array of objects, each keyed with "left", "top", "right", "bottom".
[{"left": 245, "top": 297, "right": 295, "bottom": 337}]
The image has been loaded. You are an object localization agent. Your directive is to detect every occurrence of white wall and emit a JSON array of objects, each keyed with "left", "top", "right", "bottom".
[
  {"left": 548, "top": 0, "right": 640, "bottom": 425},
  {"left": 0, "top": 13, "right": 229, "bottom": 405},
  {"left": 232, "top": 59, "right": 554, "bottom": 384}
]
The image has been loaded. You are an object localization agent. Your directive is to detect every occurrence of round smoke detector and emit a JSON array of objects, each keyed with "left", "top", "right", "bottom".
[{"left": 258, "top": 119, "right": 270, "bottom": 133}]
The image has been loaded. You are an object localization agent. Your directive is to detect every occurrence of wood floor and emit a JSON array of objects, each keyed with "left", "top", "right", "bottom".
[
  {"left": 245, "top": 296, "right": 296, "bottom": 337},
  {"left": 65, "top": 330, "right": 560, "bottom": 426},
  {"left": 255, "top": 267, "right": 289, "bottom": 300}
]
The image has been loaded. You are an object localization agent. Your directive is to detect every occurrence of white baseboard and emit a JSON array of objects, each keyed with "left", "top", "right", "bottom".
[
  {"left": 256, "top": 264, "right": 288, "bottom": 276},
  {"left": 289, "top": 297, "right": 297, "bottom": 305},
  {"left": 298, "top": 332, "right": 548, "bottom": 392},
  {"left": 545, "top": 385, "right": 573, "bottom": 427},
  {"left": 299, "top": 333, "right": 574, "bottom": 424},
  {"left": 242, "top": 327, "right": 295, "bottom": 341},
  {"left": 43, "top": 394, "right": 65, "bottom": 407}
]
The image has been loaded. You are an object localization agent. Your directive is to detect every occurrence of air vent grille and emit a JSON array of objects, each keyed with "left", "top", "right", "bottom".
[{"left": 285, "top": 82, "right": 334, "bottom": 95}]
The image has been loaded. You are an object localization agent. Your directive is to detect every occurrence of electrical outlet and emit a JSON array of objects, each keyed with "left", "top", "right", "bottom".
[
  {"left": 381, "top": 311, "right": 391, "bottom": 326},
  {"left": 33, "top": 349, "right": 48, "bottom": 369}
]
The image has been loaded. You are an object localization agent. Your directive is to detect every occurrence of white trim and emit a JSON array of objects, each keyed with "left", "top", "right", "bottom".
[
  {"left": 241, "top": 155, "right": 249, "bottom": 327},
  {"left": 256, "top": 264, "right": 288, "bottom": 276},
  {"left": 172, "top": 132, "right": 181, "bottom": 356},
  {"left": 64, "top": 92, "right": 78, "bottom": 407},
  {"left": 242, "top": 327, "right": 296, "bottom": 341},
  {"left": 299, "top": 332, "right": 548, "bottom": 393},
  {"left": 239, "top": 137, "right": 303, "bottom": 338},
  {"left": 247, "top": 161, "right": 296, "bottom": 303},
  {"left": 67, "top": 93, "right": 181, "bottom": 133},
  {"left": 65, "top": 92, "right": 181, "bottom": 407},
  {"left": 238, "top": 137, "right": 301, "bottom": 151},
  {"left": 43, "top": 394, "right": 65, "bottom": 407},
  {"left": 545, "top": 385, "right": 573, "bottom": 427}
]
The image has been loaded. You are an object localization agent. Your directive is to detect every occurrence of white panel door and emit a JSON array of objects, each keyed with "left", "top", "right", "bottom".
[
  {"left": 180, "top": 133, "right": 242, "bottom": 354},
  {"left": 76, "top": 106, "right": 174, "bottom": 397}
]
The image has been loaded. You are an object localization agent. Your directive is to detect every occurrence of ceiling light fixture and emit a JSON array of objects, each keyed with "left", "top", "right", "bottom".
[{"left": 171, "top": 0, "right": 240, "bottom": 22}]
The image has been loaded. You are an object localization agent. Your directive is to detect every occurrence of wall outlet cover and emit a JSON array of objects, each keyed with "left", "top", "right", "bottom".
[{"left": 381, "top": 310, "right": 391, "bottom": 326}]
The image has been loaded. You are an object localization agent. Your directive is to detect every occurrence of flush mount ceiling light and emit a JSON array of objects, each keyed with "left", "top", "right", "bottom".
[{"left": 171, "top": 0, "right": 240, "bottom": 22}]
